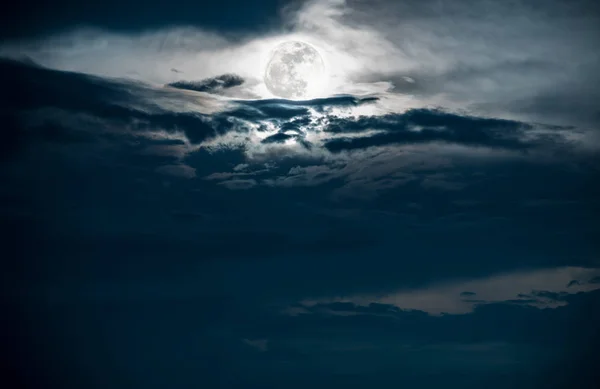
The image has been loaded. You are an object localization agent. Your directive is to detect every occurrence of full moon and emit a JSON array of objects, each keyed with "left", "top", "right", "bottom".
[{"left": 264, "top": 41, "right": 326, "bottom": 100}]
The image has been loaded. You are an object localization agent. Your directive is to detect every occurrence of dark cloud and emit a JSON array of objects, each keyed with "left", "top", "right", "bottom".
[
  {"left": 503, "top": 298, "right": 540, "bottom": 305},
  {"left": 239, "top": 95, "right": 379, "bottom": 108},
  {"left": 531, "top": 290, "right": 569, "bottom": 301},
  {"left": 167, "top": 73, "right": 245, "bottom": 93},
  {"left": 227, "top": 95, "right": 379, "bottom": 121},
  {"left": 323, "top": 109, "right": 540, "bottom": 152},
  {"left": 261, "top": 132, "right": 294, "bottom": 144},
  {"left": 1, "top": 58, "right": 133, "bottom": 113},
  {"left": 280, "top": 289, "right": 600, "bottom": 346},
  {"left": 260, "top": 131, "right": 312, "bottom": 150},
  {"left": 1, "top": 58, "right": 231, "bottom": 144},
  {"left": 589, "top": 276, "right": 600, "bottom": 284},
  {"left": 233, "top": 103, "right": 310, "bottom": 120}
]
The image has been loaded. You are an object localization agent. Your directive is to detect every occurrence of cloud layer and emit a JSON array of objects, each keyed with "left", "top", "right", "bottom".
[
  {"left": 3, "top": 0, "right": 600, "bottom": 126},
  {"left": 2, "top": 2, "right": 600, "bottom": 388}
]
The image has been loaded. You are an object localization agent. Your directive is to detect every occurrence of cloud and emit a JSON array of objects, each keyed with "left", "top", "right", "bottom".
[
  {"left": 5, "top": 57, "right": 591, "bottom": 212},
  {"left": 2, "top": 0, "right": 600, "bottom": 129},
  {"left": 3, "top": 2, "right": 600, "bottom": 388},
  {"left": 167, "top": 73, "right": 244, "bottom": 93},
  {"left": 2, "top": 28, "right": 597, "bottom": 268},
  {"left": 218, "top": 179, "right": 257, "bottom": 190},
  {"left": 323, "top": 109, "right": 538, "bottom": 152},
  {"left": 272, "top": 289, "right": 600, "bottom": 356},
  {"left": 1, "top": 59, "right": 233, "bottom": 148},
  {"left": 156, "top": 164, "right": 196, "bottom": 179},
  {"left": 531, "top": 290, "right": 569, "bottom": 301},
  {"left": 589, "top": 276, "right": 600, "bottom": 284},
  {"left": 233, "top": 163, "right": 249, "bottom": 171},
  {"left": 261, "top": 132, "right": 294, "bottom": 144},
  {"left": 239, "top": 95, "right": 379, "bottom": 109},
  {"left": 567, "top": 280, "right": 582, "bottom": 288},
  {"left": 322, "top": 0, "right": 600, "bottom": 125},
  {"left": 299, "top": 266, "right": 600, "bottom": 315}
]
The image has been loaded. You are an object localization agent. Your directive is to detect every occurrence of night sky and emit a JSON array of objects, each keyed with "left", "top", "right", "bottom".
[{"left": 2, "top": 1, "right": 600, "bottom": 388}]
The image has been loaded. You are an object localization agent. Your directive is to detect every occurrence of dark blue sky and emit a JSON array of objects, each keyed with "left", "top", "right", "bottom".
[{"left": 2, "top": 1, "right": 600, "bottom": 388}]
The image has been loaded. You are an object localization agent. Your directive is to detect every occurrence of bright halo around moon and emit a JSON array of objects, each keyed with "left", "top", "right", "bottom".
[{"left": 264, "top": 41, "right": 327, "bottom": 100}]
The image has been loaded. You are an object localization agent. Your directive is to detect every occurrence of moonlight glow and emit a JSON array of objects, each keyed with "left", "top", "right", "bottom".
[{"left": 264, "top": 41, "right": 327, "bottom": 100}]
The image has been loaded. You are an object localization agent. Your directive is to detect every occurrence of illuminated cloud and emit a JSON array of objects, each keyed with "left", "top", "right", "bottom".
[{"left": 2, "top": 0, "right": 598, "bottom": 128}]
